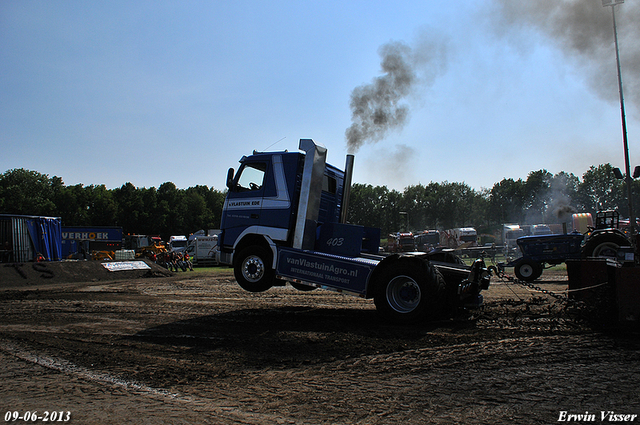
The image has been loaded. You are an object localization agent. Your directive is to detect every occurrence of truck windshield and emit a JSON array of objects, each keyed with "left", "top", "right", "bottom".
[
  {"left": 236, "top": 163, "right": 266, "bottom": 192},
  {"left": 422, "top": 234, "right": 439, "bottom": 245}
]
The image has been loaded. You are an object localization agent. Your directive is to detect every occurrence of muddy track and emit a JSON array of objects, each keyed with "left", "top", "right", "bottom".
[{"left": 1, "top": 269, "right": 639, "bottom": 424}]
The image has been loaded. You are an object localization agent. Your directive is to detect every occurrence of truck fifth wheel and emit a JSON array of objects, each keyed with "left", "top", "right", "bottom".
[{"left": 217, "top": 139, "right": 490, "bottom": 324}]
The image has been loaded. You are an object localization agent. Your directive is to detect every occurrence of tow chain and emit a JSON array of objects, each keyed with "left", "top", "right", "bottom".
[
  {"left": 482, "top": 254, "right": 610, "bottom": 310},
  {"left": 513, "top": 278, "right": 572, "bottom": 303},
  {"left": 491, "top": 268, "right": 575, "bottom": 304}
]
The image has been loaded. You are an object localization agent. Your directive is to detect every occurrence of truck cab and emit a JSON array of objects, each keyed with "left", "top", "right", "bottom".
[
  {"left": 217, "top": 139, "right": 490, "bottom": 324},
  {"left": 219, "top": 140, "right": 345, "bottom": 266},
  {"left": 503, "top": 224, "right": 525, "bottom": 253},
  {"left": 415, "top": 230, "right": 440, "bottom": 252},
  {"left": 168, "top": 235, "right": 188, "bottom": 253}
]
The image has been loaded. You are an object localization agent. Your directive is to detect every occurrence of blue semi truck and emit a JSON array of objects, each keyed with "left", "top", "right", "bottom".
[{"left": 217, "top": 139, "right": 490, "bottom": 323}]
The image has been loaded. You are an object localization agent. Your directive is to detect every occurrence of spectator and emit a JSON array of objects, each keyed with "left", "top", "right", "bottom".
[
  {"left": 170, "top": 251, "right": 179, "bottom": 271},
  {"left": 183, "top": 252, "right": 193, "bottom": 271}
]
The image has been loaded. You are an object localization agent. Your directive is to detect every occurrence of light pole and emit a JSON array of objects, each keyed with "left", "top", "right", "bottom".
[{"left": 602, "top": 0, "right": 634, "bottom": 232}]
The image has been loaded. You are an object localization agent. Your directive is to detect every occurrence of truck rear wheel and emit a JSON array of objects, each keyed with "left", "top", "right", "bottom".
[
  {"left": 373, "top": 260, "right": 446, "bottom": 324},
  {"left": 514, "top": 259, "right": 542, "bottom": 282},
  {"left": 234, "top": 245, "right": 274, "bottom": 292}
]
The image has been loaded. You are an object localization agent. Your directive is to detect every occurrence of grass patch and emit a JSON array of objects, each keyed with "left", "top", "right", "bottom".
[
  {"left": 195, "top": 265, "right": 233, "bottom": 274},
  {"left": 543, "top": 263, "right": 567, "bottom": 272}
]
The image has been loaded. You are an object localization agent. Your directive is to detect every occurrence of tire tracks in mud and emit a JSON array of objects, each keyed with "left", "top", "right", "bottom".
[
  {"left": 219, "top": 333, "right": 640, "bottom": 424},
  {"left": 2, "top": 272, "right": 639, "bottom": 424},
  {"left": 4, "top": 333, "right": 612, "bottom": 425},
  {"left": 0, "top": 339, "right": 290, "bottom": 424}
]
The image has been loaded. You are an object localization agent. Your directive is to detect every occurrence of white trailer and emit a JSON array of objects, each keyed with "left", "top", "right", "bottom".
[
  {"left": 186, "top": 236, "right": 219, "bottom": 266},
  {"left": 442, "top": 227, "right": 478, "bottom": 249}
]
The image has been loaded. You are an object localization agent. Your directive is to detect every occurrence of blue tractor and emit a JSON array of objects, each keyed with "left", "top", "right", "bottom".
[{"left": 503, "top": 211, "right": 633, "bottom": 282}]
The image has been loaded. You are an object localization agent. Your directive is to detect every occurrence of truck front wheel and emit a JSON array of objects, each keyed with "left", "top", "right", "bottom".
[
  {"left": 514, "top": 259, "right": 542, "bottom": 282},
  {"left": 234, "top": 245, "right": 274, "bottom": 292},
  {"left": 373, "top": 260, "right": 446, "bottom": 324}
]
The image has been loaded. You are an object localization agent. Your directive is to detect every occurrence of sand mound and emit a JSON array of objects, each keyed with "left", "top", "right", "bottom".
[{"left": 0, "top": 259, "right": 173, "bottom": 288}]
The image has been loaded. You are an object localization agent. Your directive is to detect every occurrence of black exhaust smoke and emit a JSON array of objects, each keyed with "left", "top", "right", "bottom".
[{"left": 345, "top": 34, "right": 449, "bottom": 154}]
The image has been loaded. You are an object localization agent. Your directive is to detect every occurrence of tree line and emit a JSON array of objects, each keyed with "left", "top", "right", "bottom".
[
  {"left": 0, "top": 169, "right": 225, "bottom": 240},
  {"left": 349, "top": 164, "right": 639, "bottom": 237},
  {"left": 1, "top": 164, "right": 638, "bottom": 240}
]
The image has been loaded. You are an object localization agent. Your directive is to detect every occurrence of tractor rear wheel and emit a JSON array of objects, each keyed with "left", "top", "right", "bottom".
[{"left": 582, "top": 232, "right": 629, "bottom": 259}]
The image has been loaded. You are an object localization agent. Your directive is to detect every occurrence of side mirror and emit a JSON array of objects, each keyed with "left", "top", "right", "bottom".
[{"left": 226, "top": 168, "right": 235, "bottom": 189}]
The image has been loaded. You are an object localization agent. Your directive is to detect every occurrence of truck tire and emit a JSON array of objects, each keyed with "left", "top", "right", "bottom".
[
  {"left": 514, "top": 259, "right": 542, "bottom": 282},
  {"left": 373, "top": 259, "right": 446, "bottom": 324},
  {"left": 582, "top": 232, "right": 629, "bottom": 259},
  {"left": 234, "top": 245, "right": 274, "bottom": 292}
]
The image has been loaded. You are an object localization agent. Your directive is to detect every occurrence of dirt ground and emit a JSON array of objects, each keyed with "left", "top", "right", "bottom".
[{"left": 1, "top": 260, "right": 639, "bottom": 424}]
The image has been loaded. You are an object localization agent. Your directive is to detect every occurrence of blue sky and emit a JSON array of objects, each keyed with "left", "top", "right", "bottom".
[{"left": 1, "top": 0, "right": 639, "bottom": 192}]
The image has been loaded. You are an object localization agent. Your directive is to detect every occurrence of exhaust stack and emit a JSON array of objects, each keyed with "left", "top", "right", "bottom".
[
  {"left": 293, "top": 139, "right": 328, "bottom": 250},
  {"left": 340, "top": 154, "right": 355, "bottom": 224}
]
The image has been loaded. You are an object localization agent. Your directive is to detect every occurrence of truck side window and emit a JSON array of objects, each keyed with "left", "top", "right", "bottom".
[
  {"left": 323, "top": 175, "right": 337, "bottom": 194},
  {"left": 236, "top": 163, "right": 266, "bottom": 192}
]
